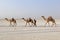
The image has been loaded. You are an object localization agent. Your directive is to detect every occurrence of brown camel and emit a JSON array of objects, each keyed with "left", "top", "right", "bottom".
[
  {"left": 5, "top": 18, "right": 17, "bottom": 27},
  {"left": 41, "top": 16, "right": 56, "bottom": 26},
  {"left": 22, "top": 18, "right": 37, "bottom": 27}
]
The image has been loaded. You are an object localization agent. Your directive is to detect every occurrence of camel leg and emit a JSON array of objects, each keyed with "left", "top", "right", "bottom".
[
  {"left": 9, "top": 22, "right": 12, "bottom": 27},
  {"left": 34, "top": 24, "right": 37, "bottom": 27},
  {"left": 31, "top": 23, "right": 33, "bottom": 27},
  {"left": 44, "top": 22, "right": 50, "bottom": 27},
  {"left": 48, "top": 22, "right": 50, "bottom": 27},
  {"left": 45, "top": 22, "right": 50, "bottom": 27},
  {"left": 52, "top": 23, "right": 56, "bottom": 27},
  {"left": 53, "top": 23, "right": 56, "bottom": 27},
  {"left": 14, "top": 23, "right": 17, "bottom": 27},
  {"left": 25, "top": 22, "right": 27, "bottom": 27},
  {"left": 44, "top": 22, "right": 47, "bottom": 27},
  {"left": 15, "top": 23, "right": 17, "bottom": 26},
  {"left": 28, "top": 23, "right": 31, "bottom": 27},
  {"left": 51, "top": 23, "right": 54, "bottom": 27},
  {"left": 32, "top": 23, "right": 34, "bottom": 27},
  {"left": 33, "top": 23, "right": 37, "bottom": 27},
  {"left": 11, "top": 22, "right": 16, "bottom": 27}
]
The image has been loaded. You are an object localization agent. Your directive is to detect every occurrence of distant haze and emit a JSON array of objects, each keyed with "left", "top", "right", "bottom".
[{"left": 0, "top": 0, "right": 60, "bottom": 19}]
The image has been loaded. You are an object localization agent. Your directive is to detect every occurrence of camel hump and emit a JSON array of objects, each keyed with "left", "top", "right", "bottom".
[
  {"left": 48, "top": 16, "right": 53, "bottom": 20},
  {"left": 49, "top": 16, "right": 52, "bottom": 18},
  {"left": 12, "top": 18, "right": 15, "bottom": 21},
  {"left": 5, "top": 18, "right": 7, "bottom": 20},
  {"left": 28, "top": 18, "right": 33, "bottom": 23},
  {"left": 22, "top": 18, "right": 24, "bottom": 19},
  {"left": 29, "top": 18, "right": 32, "bottom": 21}
]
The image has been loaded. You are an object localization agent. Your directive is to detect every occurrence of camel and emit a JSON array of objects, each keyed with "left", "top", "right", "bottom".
[
  {"left": 22, "top": 18, "right": 37, "bottom": 27},
  {"left": 5, "top": 18, "right": 17, "bottom": 27},
  {"left": 41, "top": 16, "right": 56, "bottom": 27}
]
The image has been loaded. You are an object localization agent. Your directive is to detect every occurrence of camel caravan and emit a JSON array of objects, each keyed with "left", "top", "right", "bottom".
[{"left": 4, "top": 16, "right": 56, "bottom": 27}]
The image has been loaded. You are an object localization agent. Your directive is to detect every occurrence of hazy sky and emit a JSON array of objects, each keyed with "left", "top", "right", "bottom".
[{"left": 0, "top": 0, "right": 60, "bottom": 18}]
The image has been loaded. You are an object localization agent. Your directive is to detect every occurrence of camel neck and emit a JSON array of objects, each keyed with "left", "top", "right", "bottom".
[
  {"left": 23, "top": 19, "right": 27, "bottom": 21},
  {"left": 42, "top": 17, "right": 46, "bottom": 20}
]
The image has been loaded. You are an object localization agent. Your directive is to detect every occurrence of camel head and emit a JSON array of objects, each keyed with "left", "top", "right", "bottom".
[
  {"left": 41, "top": 16, "right": 44, "bottom": 18},
  {"left": 5, "top": 18, "right": 8, "bottom": 21},
  {"left": 21, "top": 18, "right": 25, "bottom": 20},
  {"left": 22, "top": 18, "right": 25, "bottom": 19},
  {"left": 21, "top": 18, "right": 26, "bottom": 21},
  {"left": 41, "top": 16, "right": 46, "bottom": 20}
]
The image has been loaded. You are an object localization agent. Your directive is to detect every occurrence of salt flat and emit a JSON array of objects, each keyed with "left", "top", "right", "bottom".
[
  {"left": 0, "top": 27, "right": 60, "bottom": 40},
  {"left": 0, "top": 19, "right": 60, "bottom": 40}
]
